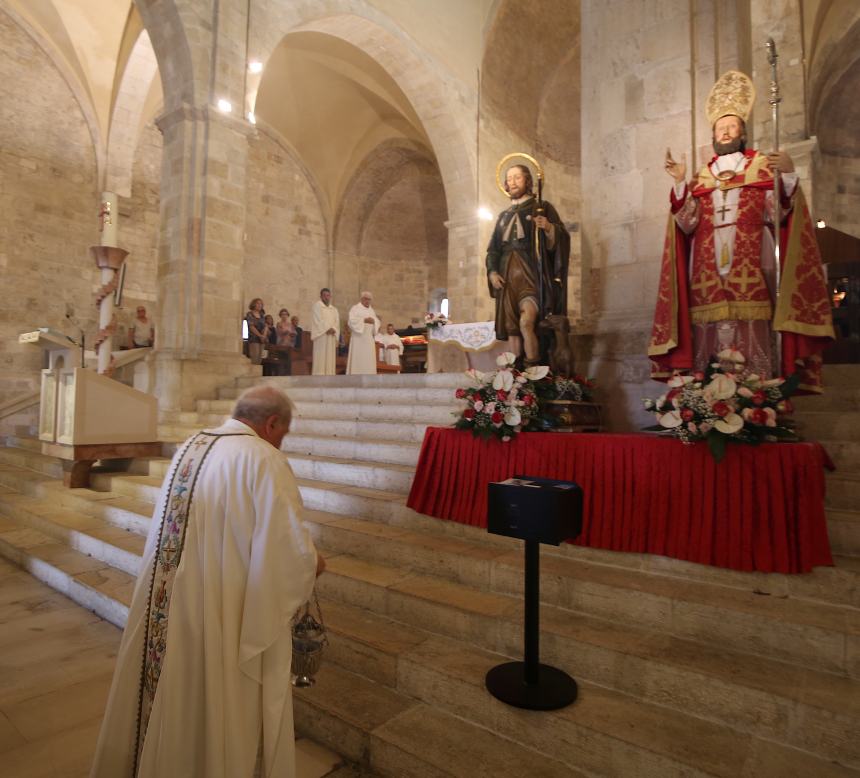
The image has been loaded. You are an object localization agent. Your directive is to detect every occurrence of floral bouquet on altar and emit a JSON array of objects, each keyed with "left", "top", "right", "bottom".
[
  {"left": 643, "top": 348, "right": 800, "bottom": 462},
  {"left": 424, "top": 312, "right": 449, "bottom": 330},
  {"left": 453, "top": 352, "right": 547, "bottom": 441}
]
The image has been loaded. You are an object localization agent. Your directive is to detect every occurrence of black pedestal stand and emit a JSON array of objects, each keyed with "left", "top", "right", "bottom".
[{"left": 485, "top": 539, "right": 577, "bottom": 710}]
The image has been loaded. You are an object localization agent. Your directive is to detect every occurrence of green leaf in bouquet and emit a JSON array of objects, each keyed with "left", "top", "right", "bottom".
[{"left": 706, "top": 430, "right": 727, "bottom": 463}]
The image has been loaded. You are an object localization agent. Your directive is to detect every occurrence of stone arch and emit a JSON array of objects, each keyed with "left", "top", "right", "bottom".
[
  {"left": 0, "top": 1, "right": 102, "bottom": 180},
  {"left": 248, "top": 1, "right": 476, "bottom": 223},
  {"left": 806, "top": 2, "right": 860, "bottom": 236},
  {"left": 106, "top": 29, "right": 160, "bottom": 196},
  {"left": 332, "top": 139, "right": 448, "bottom": 325},
  {"left": 133, "top": 0, "right": 195, "bottom": 114}
]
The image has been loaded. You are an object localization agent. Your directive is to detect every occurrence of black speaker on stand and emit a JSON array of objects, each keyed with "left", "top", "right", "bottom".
[{"left": 485, "top": 475, "right": 583, "bottom": 711}]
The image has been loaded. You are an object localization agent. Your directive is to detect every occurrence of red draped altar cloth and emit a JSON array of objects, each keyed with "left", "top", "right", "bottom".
[{"left": 406, "top": 429, "right": 834, "bottom": 574}]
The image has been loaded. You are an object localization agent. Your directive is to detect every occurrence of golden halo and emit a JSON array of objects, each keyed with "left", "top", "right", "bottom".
[{"left": 495, "top": 152, "right": 544, "bottom": 199}]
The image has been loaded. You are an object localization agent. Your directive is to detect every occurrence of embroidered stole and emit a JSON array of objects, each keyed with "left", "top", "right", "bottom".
[{"left": 133, "top": 431, "right": 249, "bottom": 775}]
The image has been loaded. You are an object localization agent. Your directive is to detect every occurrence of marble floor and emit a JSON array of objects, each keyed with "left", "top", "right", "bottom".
[{"left": 0, "top": 557, "right": 354, "bottom": 778}]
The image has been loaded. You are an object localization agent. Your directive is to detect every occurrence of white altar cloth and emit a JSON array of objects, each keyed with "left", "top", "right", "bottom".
[{"left": 426, "top": 321, "right": 508, "bottom": 373}]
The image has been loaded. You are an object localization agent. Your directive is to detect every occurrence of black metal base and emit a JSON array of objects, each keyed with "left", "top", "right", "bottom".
[{"left": 485, "top": 661, "right": 578, "bottom": 710}]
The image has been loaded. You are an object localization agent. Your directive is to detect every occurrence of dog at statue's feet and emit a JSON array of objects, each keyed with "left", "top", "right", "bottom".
[{"left": 538, "top": 314, "right": 574, "bottom": 378}]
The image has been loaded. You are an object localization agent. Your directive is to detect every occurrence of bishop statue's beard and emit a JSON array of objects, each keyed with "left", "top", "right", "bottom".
[{"left": 713, "top": 136, "right": 746, "bottom": 155}]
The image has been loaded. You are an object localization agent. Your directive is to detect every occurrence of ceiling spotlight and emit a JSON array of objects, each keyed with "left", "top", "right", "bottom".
[
  {"left": 217, "top": 98, "right": 232, "bottom": 114},
  {"left": 248, "top": 60, "right": 263, "bottom": 74},
  {"left": 816, "top": 219, "right": 826, "bottom": 229},
  {"left": 247, "top": 111, "right": 256, "bottom": 125},
  {"left": 477, "top": 207, "right": 494, "bottom": 222}
]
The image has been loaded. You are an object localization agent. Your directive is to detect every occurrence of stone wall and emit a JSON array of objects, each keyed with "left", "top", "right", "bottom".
[
  {"left": 244, "top": 130, "right": 329, "bottom": 330},
  {"left": 116, "top": 121, "right": 162, "bottom": 346},
  {"left": 815, "top": 154, "right": 860, "bottom": 240},
  {"left": 0, "top": 9, "right": 99, "bottom": 404}
]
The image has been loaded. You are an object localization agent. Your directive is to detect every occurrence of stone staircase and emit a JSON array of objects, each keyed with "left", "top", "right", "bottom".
[{"left": 0, "top": 370, "right": 858, "bottom": 777}]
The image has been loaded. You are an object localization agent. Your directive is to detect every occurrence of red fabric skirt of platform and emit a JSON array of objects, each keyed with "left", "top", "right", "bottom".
[{"left": 406, "top": 429, "right": 834, "bottom": 574}]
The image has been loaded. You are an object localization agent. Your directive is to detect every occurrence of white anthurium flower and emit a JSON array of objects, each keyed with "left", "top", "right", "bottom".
[
  {"left": 658, "top": 410, "right": 683, "bottom": 428},
  {"left": 504, "top": 407, "right": 522, "bottom": 427},
  {"left": 496, "top": 352, "right": 517, "bottom": 367},
  {"left": 761, "top": 378, "right": 783, "bottom": 387},
  {"left": 705, "top": 374, "right": 736, "bottom": 400},
  {"left": 716, "top": 348, "right": 745, "bottom": 363},
  {"left": 737, "top": 386, "right": 753, "bottom": 398},
  {"left": 464, "top": 368, "right": 486, "bottom": 387},
  {"left": 515, "top": 374, "right": 527, "bottom": 384},
  {"left": 493, "top": 370, "right": 514, "bottom": 392},
  {"left": 522, "top": 365, "right": 549, "bottom": 382},
  {"left": 746, "top": 373, "right": 760, "bottom": 383},
  {"left": 714, "top": 412, "right": 743, "bottom": 434},
  {"left": 667, "top": 374, "right": 695, "bottom": 388}
]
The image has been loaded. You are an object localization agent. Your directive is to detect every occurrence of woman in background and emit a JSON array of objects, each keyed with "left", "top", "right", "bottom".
[{"left": 245, "top": 298, "right": 266, "bottom": 365}]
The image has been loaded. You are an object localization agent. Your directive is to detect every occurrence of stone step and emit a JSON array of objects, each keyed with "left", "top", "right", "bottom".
[
  {"left": 828, "top": 509, "right": 860, "bottom": 557},
  {"left": 0, "top": 446, "right": 63, "bottom": 479},
  {"left": 0, "top": 510, "right": 133, "bottom": 628},
  {"left": 217, "top": 384, "right": 458, "bottom": 405},
  {"left": 794, "top": 389, "right": 860, "bottom": 413},
  {"left": 308, "top": 514, "right": 860, "bottom": 670},
  {"left": 826, "top": 473, "right": 860, "bottom": 512},
  {"left": 196, "top": 398, "right": 459, "bottom": 425},
  {"left": 319, "top": 551, "right": 858, "bottom": 678},
  {"left": 90, "top": 473, "right": 161, "bottom": 504},
  {"left": 293, "top": 663, "right": 580, "bottom": 777},
  {"left": 316, "top": 560, "right": 860, "bottom": 771},
  {"left": 2, "top": 434, "right": 42, "bottom": 452},
  {"left": 289, "top": 418, "right": 432, "bottom": 445},
  {"left": 793, "top": 410, "right": 860, "bottom": 442},
  {"left": 0, "top": 489, "right": 144, "bottom": 576},
  {"left": 234, "top": 373, "right": 464, "bottom": 390},
  {"left": 820, "top": 440, "right": 860, "bottom": 471},
  {"left": 289, "top": 455, "right": 414, "bottom": 495},
  {"left": 282, "top": 434, "right": 422, "bottom": 467}
]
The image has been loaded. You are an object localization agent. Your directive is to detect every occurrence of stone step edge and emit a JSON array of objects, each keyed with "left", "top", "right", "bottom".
[
  {"left": 308, "top": 512, "right": 860, "bottom": 629},
  {"left": 316, "top": 593, "right": 859, "bottom": 728},
  {"left": 0, "top": 529, "right": 130, "bottom": 629},
  {"left": 318, "top": 551, "right": 858, "bottom": 678}
]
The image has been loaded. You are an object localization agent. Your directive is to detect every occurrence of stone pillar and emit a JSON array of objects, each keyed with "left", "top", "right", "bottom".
[
  {"left": 445, "top": 213, "right": 489, "bottom": 324},
  {"left": 152, "top": 105, "right": 256, "bottom": 411},
  {"left": 92, "top": 192, "right": 127, "bottom": 376},
  {"left": 750, "top": 0, "right": 807, "bottom": 148}
]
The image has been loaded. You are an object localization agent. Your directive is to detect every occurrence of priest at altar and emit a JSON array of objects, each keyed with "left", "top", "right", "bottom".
[
  {"left": 90, "top": 386, "right": 323, "bottom": 778},
  {"left": 650, "top": 69, "right": 833, "bottom": 391},
  {"left": 346, "top": 291, "right": 380, "bottom": 375},
  {"left": 311, "top": 287, "right": 340, "bottom": 376}
]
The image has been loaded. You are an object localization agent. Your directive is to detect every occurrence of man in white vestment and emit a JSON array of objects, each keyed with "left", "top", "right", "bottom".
[
  {"left": 311, "top": 287, "right": 340, "bottom": 375},
  {"left": 375, "top": 323, "right": 403, "bottom": 369},
  {"left": 90, "top": 386, "right": 323, "bottom": 778},
  {"left": 346, "top": 291, "right": 380, "bottom": 375}
]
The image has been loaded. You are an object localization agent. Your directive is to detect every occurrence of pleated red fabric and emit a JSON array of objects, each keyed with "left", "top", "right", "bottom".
[{"left": 406, "top": 429, "right": 834, "bottom": 574}]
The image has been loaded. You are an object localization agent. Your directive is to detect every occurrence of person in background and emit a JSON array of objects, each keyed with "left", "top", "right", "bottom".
[
  {"left": 128, "top": 306, "right": 154, "bottom": 349},
  {"left": 346, "top": 291, "right": 380, "bottom": 375},
  {"left": 375, "top": 323, "right": 404, "bottom": 369},
  {"left": 276, "top": 309, "right": 296, "bottom": 349},
  {"left": 245, "top": 298, "right": 266, "bottom": 365},
  {"left": 291, "top": 315, "right": 304, "bottom": 350},
  {"left": 261, "top": 315, "right": 278, "bottom": 376}
]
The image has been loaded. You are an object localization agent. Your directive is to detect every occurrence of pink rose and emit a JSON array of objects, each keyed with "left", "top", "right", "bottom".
[{"left": 693, "top": 371, "right": 705, "bottom": 382}]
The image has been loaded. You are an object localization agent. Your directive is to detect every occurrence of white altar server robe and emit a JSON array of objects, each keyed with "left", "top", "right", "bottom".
[
  {"left": 90, "top": 418, "right": 318, "bottom": 778},
  {"left": 346, "top": 303, "right": 380, "bottom": 374},
  {"left": 311, "top": 300, "right": 340, "bottom": 375},
  {"left": 375, "top": 332, "right": 404, "bottom": 367}
]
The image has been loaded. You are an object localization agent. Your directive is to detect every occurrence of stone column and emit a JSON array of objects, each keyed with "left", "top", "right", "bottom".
[
  {"left": 445, "top": 213, "right": 489, "bottom": 324},
  {"left": 152, "top": 104, "right": 256, "bottom": 411}
]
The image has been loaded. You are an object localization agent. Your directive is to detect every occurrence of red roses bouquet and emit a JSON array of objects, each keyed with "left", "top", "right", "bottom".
[
  {"left": 643, "top": 349, "right": 799, "bottom": 461},
  {"left": 454, "top": 352, "right": 547, "bottom": 441}
]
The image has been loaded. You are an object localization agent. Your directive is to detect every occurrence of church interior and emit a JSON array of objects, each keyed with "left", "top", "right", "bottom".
[{"left": 1, "top": 0, "right": 859, "bottom": 776}]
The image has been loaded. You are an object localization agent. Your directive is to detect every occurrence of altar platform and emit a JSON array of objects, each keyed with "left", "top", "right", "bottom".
[
  {"left": 426, "top": 320, "right": 507, "bottom": 373},
  {"left": 407, "top": 428, "right": 835, "bottom": 574}
]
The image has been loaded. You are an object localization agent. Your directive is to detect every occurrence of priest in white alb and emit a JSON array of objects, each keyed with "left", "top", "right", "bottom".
[
  {"left": 90, "top": 386, "right": 323, "bottom": 778},
  {"left": 346, "top": 291, "right": 380, "bottom": 374},
  {"left": 375, "top": 323, "right": 403, "bottom": 369},
  {"left": 311, "top": 287, "right": 340, "bottom": 375}
]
